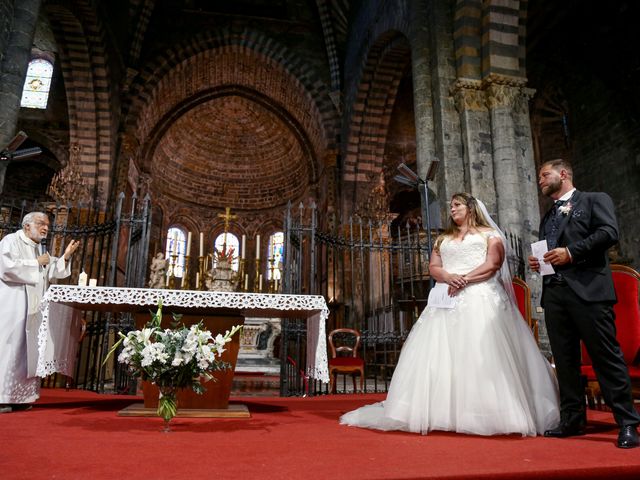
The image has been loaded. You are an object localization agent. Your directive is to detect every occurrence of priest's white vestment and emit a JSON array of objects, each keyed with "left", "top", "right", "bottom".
[{"left": 0, "top": 230, "right": 71, "bottom": 404}]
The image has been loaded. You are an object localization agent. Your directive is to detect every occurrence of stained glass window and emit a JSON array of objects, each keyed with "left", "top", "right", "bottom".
[
  {"left": 214, "top": 233, "right": 240, "bottom": 271},
  {"left": 267, "top": 232, "right": 284, "bottom": 280},
  {"left": 165, "top": 227, "right": 186, "bottom": 277},
  {"left": 20, "top": 59, "right": 54, "bottom": 109}
]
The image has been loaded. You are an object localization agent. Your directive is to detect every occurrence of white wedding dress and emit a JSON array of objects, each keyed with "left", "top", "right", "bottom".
[{"left": 340, "top": 231, "right": 560, "bottom": 436}]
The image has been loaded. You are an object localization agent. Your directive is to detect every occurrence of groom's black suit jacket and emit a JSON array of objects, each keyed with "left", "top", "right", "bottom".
[{"left": 539, "top": 190, "right": 619, "bottom": 307}]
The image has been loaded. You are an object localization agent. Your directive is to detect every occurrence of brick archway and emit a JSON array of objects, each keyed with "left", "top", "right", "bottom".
[
  {"left": 342, "top": 31, "right": 412, "bottom": 215},
  {"left": 45, "top": 0, "right": 114, "bottom": 206}
]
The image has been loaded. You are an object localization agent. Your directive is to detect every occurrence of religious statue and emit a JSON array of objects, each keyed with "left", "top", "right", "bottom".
[
  {"left": 204, "top": 207, "right": 240, "bottom": 292},
  {"left": 205, "top": 245, "right": 238, "bottom": 292},
  {"left": 148, "top": 252, "right": 169, "bottom": 289}
]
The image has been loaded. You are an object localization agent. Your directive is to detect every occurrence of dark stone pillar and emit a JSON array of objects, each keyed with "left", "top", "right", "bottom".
[{"left": 0, "top": 0, "right": 42, "bottom": 193}]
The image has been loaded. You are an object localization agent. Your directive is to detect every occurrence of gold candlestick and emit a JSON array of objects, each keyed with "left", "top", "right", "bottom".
[
  {"left": 167, "top": 253, "right": 178, "bottom": 289},
  {"left": 181, "top": 255, "right": 190, "bottom": 290},
  {"left": 254, "top": 258, "right": 261, "bottom": 292},
  {"left": 238, "top": 258, "right": 246, "bottom": 291},
  {"left": 197, "top": 255, "right": 206, "bottom": 290}
]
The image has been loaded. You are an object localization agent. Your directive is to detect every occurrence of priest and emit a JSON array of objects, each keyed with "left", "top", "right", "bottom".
[{"left": 0, "top": 212, "right": 79, "bottom": 412}]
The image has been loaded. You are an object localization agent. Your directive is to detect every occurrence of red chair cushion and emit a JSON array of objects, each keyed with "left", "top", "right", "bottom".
[
  {"left": 329, "top": 357, "right": 364, "bottom": 367},
  {"left": 513, "top": 283, "right": 527, "bottom": 319},
  {"left": 582, "top": 269, "right": 640, "bottom": 366}
]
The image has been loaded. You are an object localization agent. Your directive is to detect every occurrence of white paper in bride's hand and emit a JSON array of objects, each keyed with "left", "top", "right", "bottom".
[
  {"left": 427, "top": 282, "right": 457, "bottom": 309},
  {"left": 531, "top": 240, "right": 555, "bottom": 276}
]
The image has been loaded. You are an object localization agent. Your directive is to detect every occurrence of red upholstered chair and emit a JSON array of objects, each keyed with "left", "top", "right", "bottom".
[
  {"left": 512, "top": 276, "right": 539, "bottom": 342},
  {"left": 581, "top": 264, "right": 640, "bottom": 409},
  {"left": 328, "top": 328, "right": 364, "bottom": 394}
]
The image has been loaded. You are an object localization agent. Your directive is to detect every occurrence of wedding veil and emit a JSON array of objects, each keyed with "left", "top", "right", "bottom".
[{"left": 475, "top": 199, "right": 518, "bottom": 306}]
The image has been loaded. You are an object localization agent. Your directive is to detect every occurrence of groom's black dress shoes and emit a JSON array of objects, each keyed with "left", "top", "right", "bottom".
[
  {"left": 617, "top": 426, "right": 640, "bottom": 449},
  {"left": 543, "top": 422, "right": 586, "bottom": 438}
]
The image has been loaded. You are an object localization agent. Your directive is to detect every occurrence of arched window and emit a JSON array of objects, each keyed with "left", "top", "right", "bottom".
[
  {"left": 20, "top": 59, "right": 54, "bottom": 109},
  {"left": 165, "top": 227, "right": 186, "bottom": 277},
  {"left": 214, "top": 233, "right": 240, "bottom": 272},
  {"left": 267, "top": 232, "right": 284, "bottom": 280}
]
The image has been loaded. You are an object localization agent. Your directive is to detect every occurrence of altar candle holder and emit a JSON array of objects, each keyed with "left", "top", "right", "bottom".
[
  {"left": 254, "top": 258, "right": 261, "bottom": 293},
  {"left": 181, "top": 255, "right": 190, "bottom": 290},
  {"left": 238, "top": 258, "right": 246, "bottom": 291},
  {"left": 167, "top": 253, "right": 178, "bottom": 289},
  {"left": 197, "top": 255, "right": 206, "bottom": 290}
]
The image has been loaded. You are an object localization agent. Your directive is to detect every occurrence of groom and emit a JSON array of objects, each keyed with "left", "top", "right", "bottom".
[{"left": 528, "top": 158, "right": 640, "bottom": 448}]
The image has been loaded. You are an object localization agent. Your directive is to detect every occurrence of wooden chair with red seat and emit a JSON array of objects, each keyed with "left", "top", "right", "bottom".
[
  {"left": 581, "top": 264, "right": 640, "bottom": 409},
  {"left": 328, "top": 328, "right": 364, "bottom": 394},
  {"left": 512, "top": 276, "right": 539, "bottom": 342}
]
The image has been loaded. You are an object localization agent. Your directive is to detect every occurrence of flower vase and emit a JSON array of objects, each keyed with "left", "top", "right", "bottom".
[{"left": 157, "top": 385, "right": 178, "bottom": 433}]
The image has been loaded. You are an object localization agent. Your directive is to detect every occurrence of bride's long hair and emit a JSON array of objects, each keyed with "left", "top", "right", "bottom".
[{"left": 434, "top": 193, "right": 492, "bottom": 252}]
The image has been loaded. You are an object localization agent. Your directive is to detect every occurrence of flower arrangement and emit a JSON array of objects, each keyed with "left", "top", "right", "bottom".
[
  {"left": 104, "top": 300, "right": 242, "bottom": 430},
  {"left": 558, "top": 202, "right": 572, "bottom": 216}
]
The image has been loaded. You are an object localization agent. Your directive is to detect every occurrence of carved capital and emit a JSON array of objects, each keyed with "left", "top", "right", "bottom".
[
  {"left": 513, "top": 87, "right": 537, "bottom": 114},
  {"left": 482, "top": 73, "right": 528, "bottom": 88},
  {"left": 453, "top": 86, "right": 487, "bottom": 113},
  {"left": 485, "top": 83, "right": 520, "bottom": 109}
]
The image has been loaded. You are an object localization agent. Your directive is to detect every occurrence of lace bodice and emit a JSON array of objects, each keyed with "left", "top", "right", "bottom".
[{"left": 439, "top": 230, "right": 499, "bottom": 275}]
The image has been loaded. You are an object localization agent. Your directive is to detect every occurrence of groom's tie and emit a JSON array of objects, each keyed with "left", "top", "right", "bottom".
[{"left": 546, "top": 200, "right": 566, "bottom": 250}]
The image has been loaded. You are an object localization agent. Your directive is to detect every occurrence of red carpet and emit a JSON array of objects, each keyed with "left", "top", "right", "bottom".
[{"left": 1, "top": 389, "right": 639, "bottom": 480}]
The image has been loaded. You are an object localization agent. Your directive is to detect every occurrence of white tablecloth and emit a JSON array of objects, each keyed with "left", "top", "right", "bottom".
[{"left": 38, "top": 286, "right": 329, "bottom": 383}]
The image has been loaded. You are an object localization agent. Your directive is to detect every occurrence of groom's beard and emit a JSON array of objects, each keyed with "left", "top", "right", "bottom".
[{"left": 541, "top": 178, "right": 562, "bottom": 197}]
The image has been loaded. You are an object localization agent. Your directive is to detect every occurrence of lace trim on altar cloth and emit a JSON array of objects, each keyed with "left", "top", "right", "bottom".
[{"left": 37, "top": 286, "right": 329, "bottom": 383}]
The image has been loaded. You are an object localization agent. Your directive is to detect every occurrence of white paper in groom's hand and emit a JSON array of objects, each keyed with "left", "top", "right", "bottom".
[
  {"left": 531, "top": 240, "right": 555, "bottom": 276},
  {"left": 427, "top": 282, "right": 457, "bottom": 309}
]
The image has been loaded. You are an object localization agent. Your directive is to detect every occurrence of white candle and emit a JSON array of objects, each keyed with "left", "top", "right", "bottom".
[
  {"left": 166, "top": 271, "right": 170, "bottom": 287},
  {"left": 259, "top": 274, "right": 263, "bottom": 291},
  {"left": 181, "top": 273, "right": 186, "bottom": 288},
  {"left": 195, "top": 272, "right": 200, "bottom": 288},
  {"left": 186, "top": 231, "right": 192, "bottom": 257},
  {"left": 274, "top": 278, "right": 278, "bottom": 292},
  {"left": 171, "top": 232, "right": 178, "bottom": 255},
  {"left": 199, "top": 232, "right": 204, "bottom": 257},
  {"left": 256, "top": 235, "right": 260, "bottom": 259},
  {"left": 89, "top": 278, "right": 97, "bottom": 287},
  {"left": 244, "top": 274, "right": 248, "bottom": 290},
  {"left": 78, "top": 270, "right": 88, "bottom": 287},
  {"left": 241, "top": 235, "right": 246, "bottom": 259}
]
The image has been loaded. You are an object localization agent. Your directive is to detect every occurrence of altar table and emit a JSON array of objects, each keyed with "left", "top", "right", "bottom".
[{"left": 37, "top": 286, "right": 330, "bottom": 412}]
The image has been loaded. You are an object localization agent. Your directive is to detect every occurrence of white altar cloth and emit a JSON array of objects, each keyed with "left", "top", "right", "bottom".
[{"left": 38, "top": 285, "right": 330, "bottom": 383}]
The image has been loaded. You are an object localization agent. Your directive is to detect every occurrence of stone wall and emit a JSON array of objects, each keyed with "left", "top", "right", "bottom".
[{"left": 567, "top": 74, "right": 640, "bottom": 268}]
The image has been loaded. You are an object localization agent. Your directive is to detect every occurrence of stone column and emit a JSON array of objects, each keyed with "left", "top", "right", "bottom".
[
  {"left": 485, "top": 79, "right": 524, "bottom": 233},
  {"left": 0, "top": 0, "right": 42, "bottom": 193},
  {"left": 486, "top": 77, "right": 549, "bottom": 351},
  {"left": 452, "top": 79, "right": 497, "bottom": 214}
]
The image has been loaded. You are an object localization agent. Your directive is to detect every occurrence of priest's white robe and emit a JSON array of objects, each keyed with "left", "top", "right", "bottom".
[{"left": 0, "top": 230, "right": 71, "bottom": 404}]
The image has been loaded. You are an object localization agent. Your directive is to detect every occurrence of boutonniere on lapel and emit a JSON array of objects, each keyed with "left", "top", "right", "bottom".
[{"left": 558, "top": 202, "right": 573, "bottom": 216}]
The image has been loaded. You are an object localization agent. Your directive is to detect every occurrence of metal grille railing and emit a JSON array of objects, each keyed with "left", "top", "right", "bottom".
[
  {"left": 281, "top": 202, "right": 525, "bottom": 396},
  {"left": 0, "top": 194, "right": 151, "bottom": 393}
]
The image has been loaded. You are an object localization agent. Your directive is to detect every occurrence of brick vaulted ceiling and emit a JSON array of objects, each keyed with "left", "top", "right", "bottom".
[{"left": 151, "top": 94, "right": 310, "bottom": 210}]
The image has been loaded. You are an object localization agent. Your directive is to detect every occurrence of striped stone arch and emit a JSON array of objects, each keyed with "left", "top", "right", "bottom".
[
  {"left": 122, "top": 28, "right": 339, "bottom": 175},
  {"left": 454, "top": 0, "right": 528, "bottom": 81},
  {"left": 342, "top": 31, "right": 412, "bottom": 208},
  {"left": 45, "top": 1, "right": 114, "bottom": 206}
]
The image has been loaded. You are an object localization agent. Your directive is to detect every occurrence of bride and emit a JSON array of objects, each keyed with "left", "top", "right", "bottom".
[{"left": 340, "top": 193, "right": 560, "bottom": 436}]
